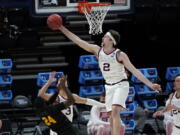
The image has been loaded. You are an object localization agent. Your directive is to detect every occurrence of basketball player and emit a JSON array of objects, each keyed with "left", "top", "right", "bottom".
[
  {"left": 56, "top": 25, "right": 161, "bottom": 135},
  {"left": 164, "top": 99, "right": 173, "bottom": 135},
  {"left": 87, "top": 92, "right": 125, "bottom": 135},
  {"left": 38, "top": 72, "right": 105, "bottom": 135},
  {"left": 35, "top": 75, "right": 79, "bottom": 135},
  {"left": 153, "top": 74, "right": 180, "bottom": 135}
]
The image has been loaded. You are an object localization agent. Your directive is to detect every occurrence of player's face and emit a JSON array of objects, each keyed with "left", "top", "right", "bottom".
[
  {"left": 102, "top": 33, "right": 113, "bottom": 47},
  {"left": 174, "top": 78, "right": 180, "bottom": 90},
  {"left": 100, "top": 96, "right": 105, "bottom": 103}
]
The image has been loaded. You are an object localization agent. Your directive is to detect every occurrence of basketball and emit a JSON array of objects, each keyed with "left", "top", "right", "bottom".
[{"left": 47, "top": 14, "right": 62, "bottom": 30}]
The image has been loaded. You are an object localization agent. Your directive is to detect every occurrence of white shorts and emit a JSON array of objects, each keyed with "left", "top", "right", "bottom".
[
  {"left": 172, "top": 126, "right": 180, "bottom": 135},
  {"left": 105, "top": 81, "right": 129, "bottom": 112}
]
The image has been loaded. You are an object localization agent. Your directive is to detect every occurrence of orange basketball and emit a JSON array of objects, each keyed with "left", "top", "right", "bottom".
[{"left": 47, "top": 14, "right": 62, "bottom": 30}]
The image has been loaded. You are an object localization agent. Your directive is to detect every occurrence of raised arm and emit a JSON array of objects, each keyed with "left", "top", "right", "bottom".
[
  {"left": 38, "top": 71, "right": 56, "bottom": 100},
  {"left": 59, "top": 25, "right": 100, "bottom": 55},
  {"left": 119, "top": 52, "right": 161, "bottom": 92},
  {"left": 57, "top": 75, "right": 75, "bottom": 108}
]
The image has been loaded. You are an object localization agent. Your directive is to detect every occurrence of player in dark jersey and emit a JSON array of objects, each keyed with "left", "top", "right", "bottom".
[{"left": 34, "top": 75, "right": 79, "bottom": 135}]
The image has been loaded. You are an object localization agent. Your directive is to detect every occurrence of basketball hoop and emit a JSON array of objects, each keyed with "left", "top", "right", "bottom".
[{"left": 78, "top": 1, "right": 111, "bottom": 35}]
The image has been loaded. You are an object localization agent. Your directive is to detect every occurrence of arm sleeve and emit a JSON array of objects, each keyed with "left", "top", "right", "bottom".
[
  {"left": 85, "top": 99, "right": 105, "bottom": 107},
  {"left": 89, "top": 106, "right": 109, "bottom": 125}
]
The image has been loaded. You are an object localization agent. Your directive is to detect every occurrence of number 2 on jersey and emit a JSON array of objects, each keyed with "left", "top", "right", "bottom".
[
  {"left": 42, "top": 116, "right": 57, "bottom": 126},
  {"left": 103, "top": 63, "right": 110, "bottom": 71}
]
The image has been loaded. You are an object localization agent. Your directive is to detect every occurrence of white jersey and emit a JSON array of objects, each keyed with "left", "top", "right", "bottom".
[
  {"left": 98, "top": 48, "right": 127, "bottom": 84},
  {"left": 56, "top": 95, "right": 73, "bottom": 122},
  {"left": 163, "top": 99, "right": 173, "bottom": 125},
  {"left": 170, "top": 92, "right": 180, "bottom": 127}
]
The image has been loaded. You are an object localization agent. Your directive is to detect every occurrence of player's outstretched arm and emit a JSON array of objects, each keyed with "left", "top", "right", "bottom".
[
  {"left": 57, "top": 76, "right": 75, "bottom": 108},
  {"left": 38, "top": 71, "right": 56, "bottom": 100},
  {"left": 59, "top": 25, "right": 100, "bottom": 55},
  {"left": 119, "top": 52, "right": 161, "bottom": 92},
  {"left": 72, "top": 94, "right": 105, "bottom": 107}
]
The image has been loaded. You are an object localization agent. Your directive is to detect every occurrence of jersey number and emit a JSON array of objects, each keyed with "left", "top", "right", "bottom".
[
  {"left": 172, "top": 110, "right": 180, "bottom": 115},
  {"left": 42, "top": 116, "right": 57, "bottom": 126},
  {"left": 103, "top": 63, "right": 110, "bottom": 71},
  {"left": 65, "top": 107, "right": 71, "bottom": 115}
]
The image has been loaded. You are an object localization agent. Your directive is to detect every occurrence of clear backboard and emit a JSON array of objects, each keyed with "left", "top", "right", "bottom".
[{"left": 33, "top": 0, "right": 132, "bottom": 16}]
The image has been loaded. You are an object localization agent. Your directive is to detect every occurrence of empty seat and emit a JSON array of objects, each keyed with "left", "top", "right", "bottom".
[
  {"left": 78, "top": 70, "right": 103, "bottom": 85},
  {"left": 79, "top": 85, "right": 104, "bottom": 98}
]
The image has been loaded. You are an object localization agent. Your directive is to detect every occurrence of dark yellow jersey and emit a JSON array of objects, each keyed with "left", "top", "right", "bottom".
[{"left": 37, "top": 102, "right": 77, "bottom": 134}]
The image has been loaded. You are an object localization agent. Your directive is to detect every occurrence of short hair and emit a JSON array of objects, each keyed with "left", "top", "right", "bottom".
[
  {"left": 108, "top": 29, "right": 120, "bottom": 47},
  {"left": 100, "top": 92, "right": 105, "bottom": 97},
  {"left": 175, "top": 74, "right": 180, "bottom": 80}
]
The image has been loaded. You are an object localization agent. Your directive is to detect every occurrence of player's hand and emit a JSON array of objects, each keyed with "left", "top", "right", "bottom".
[
  {"left": 151, "top": 83, "right": 162, "bottom": 92},
  {"left": 48, "top": 71, "right": 56, "bottom": 83},
  {"left": 162, "top": 104, "right": 176, "bottom": 113},
  {"left": 153, "top": 111, "right": 162, "bottom": 118},
  {"left": 57, "top": 75, "right": 67, "bottom": 90}
]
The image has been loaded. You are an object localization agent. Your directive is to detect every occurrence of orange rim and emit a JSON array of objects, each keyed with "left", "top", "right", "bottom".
[{"left": 78, "top": 1, "right": 111, "bottom": 14}]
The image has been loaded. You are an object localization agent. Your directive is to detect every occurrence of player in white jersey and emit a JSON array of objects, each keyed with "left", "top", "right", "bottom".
[
  {"left": 153, "top": 74, "right": 180, "bottom": 135},
  {"left": 38, "top": 72, "right": 105, "bottom": 135},
  {"left": 87, "top": 92, "right": 125, "bottom": 135},
  {"left": 163, "top": 99, "right": 173, "bottom": 135},
  {"left": 57, "top": 25, "right": 162, "bottom": 135}
]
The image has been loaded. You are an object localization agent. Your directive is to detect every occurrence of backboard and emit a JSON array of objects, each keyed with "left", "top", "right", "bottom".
[{"left": 33, "top": 0, "right": 132, "bottom": 16}]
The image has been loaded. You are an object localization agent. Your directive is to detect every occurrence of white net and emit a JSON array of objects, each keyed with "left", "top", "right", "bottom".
[{"left": 82, "top": 5, "right": 111, "bottom": 35}]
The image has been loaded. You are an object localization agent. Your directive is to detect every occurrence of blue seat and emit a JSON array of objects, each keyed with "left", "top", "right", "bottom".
[
  {"left": 0, "top": 75, "right": 13, "bottom": 86},
  {"left": 143, "top": 99, "right": 158, "bottom": 111},
  {"left": 78, "top": 70, "right": 103, "bottom": 84},
  {"left": 165, "top": 82, "right": 173, "bottom": 93},
  {"left": 0, "top": 90, "right": 13, "bottom": 101},
  {"left": 126, "top": 87, "right": 135, "bottom": 103},
  {"left": 166, "top": 67, "right": 180, "bottom": 81},
  {"left": 135, "top": 84, "right": 157, "bottom": 99},
  {"left": 120, "top": 102, "right": 135, "bottom": 119},
  {"left": 131, "top": 68, "right": 158, "bottom": 83},
  {"left": 0, "top": 59, "right": 13, "bottom": 74},
  {"left": 78, "top": 55, "right": 99, "bottom": 69},
  {"left": 123, "top": 120, "right": 135, "bottom": 135},
  {"left": 79, "top": 85, "right": 104, "bottom": 98},
  {"left": 37, "top": 72, "right": 64, "bottom": 87}
]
